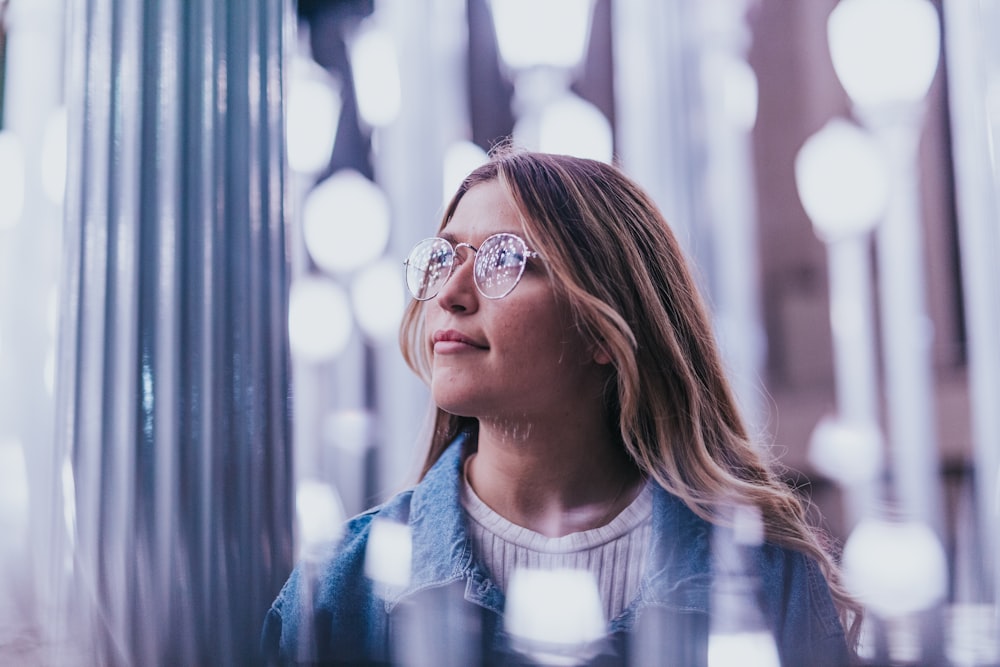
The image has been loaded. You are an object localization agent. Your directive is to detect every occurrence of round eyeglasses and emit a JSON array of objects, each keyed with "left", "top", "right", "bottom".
[{"left": 403, "top": 232, "right": 541, "bottom": 300}]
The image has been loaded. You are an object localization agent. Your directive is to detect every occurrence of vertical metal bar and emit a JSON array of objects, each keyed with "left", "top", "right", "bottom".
[
  {"left": 611, "top": 0, "right": 702, "bottom": 258},
  {"left": 942, "top": 0, "right": 1000, "bottom": 609},
  {"left": 58, "top": 1, "right": 294, "bottom": 664}
]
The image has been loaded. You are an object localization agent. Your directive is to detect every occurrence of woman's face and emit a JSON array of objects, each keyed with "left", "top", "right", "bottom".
[{"left": 422, "top": 180, "right": 609, "bottom": 425}]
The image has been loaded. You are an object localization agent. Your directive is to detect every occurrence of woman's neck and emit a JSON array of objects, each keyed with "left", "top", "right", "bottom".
[{"left": 465, "top": 418, "right": 643, "bottom": 538}]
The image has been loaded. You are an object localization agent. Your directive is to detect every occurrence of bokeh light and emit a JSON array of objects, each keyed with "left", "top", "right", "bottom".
[
  {"left": 0, "top": 130, "right": 27, "bottom": 229},
  {"left": 364, "top": 519, "right": 412, "bottom": 590},
  {"left": 795, "top": 119, "right": 889, "bottom": 239},
  {"left": 843, "top": 516, "right": 947, "bottom": 617},
  {"left": 708, "top": 631, "right": 781, "bottom": 667},
  {"left": 295, "top": 480, "right": 346, "bottom": 562},
  {"left": 808, "top": 416, "right": 883, "bottom": 486},
  {"left": 515, "top": 92, "right": 613, "bottom": 163},
  {"left": 0, "top": 439, "right": 30, "bottom": 551},
  {"left": 288, "top": 276, "right": 353, "bottom": 363},
  {"left": 505, "top": 568, "right": 605, "bottom": 660},
  {"left": 41, "top": 106, "right": 68, "bottom": 204},
  {"left": 303, "top": 169, "right": 391, "bottom": 275},
  {"left": 489, "top": 0, "right": 595, "bottom": 71},
  {"left": 721, "top": 55, "right": 759, "bottom": 130},
  {"left": 287, "top": 57, "right": 342, "bottom": 175},
  {"left": 442, "top": 140, "right": 488, "bottom": 205},
  {"left": 828, "top": 0, "right": 940, "bottom": 109},
  {"left": 350, "top": 24, "right": 402, "bottom": 128},
  {"left": 350, "top": 259, "right": 405, "bottom": 342}
]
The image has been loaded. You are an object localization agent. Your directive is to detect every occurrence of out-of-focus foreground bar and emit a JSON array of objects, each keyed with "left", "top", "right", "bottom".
[{"left": 54, "top": 1, "right": 294, "bottom": 664}]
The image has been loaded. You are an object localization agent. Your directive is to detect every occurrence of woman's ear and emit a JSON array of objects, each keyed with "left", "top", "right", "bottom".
[{"left": 592, "top": 343, "right": 612, "bottom": 365}]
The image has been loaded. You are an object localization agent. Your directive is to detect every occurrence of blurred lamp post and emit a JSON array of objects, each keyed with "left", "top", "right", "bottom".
[
  {"left": 696, "top": 0, "right": 766, "bottom": 433},
  {"left": 942, "top": 0, "right": 1000, "bottom": 626},
  {"left": 488, "top": 0, "right": 611, "bottom": 162},
  {"left": 843, "top": 515, "right": 948, "bottom": 661},
  {"left": 828, "top": 0, "right": 943, "bottom": 535},
  {"left": 795, "top": 118, "right": 887, "bottom": 528},
  {"left": 828, "top": 0, "right": 946, "bottom": 661},
  {"left": 286, "top": 55, "right": 342, "bottom": 176},
  {"left": 489, "top": 0, "right": 594, "bottom": 71},
  {"left": 349, "top": 21, "right": 402, "bottom": 130}
]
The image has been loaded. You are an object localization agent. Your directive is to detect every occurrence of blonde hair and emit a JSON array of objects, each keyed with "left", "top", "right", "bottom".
[{"left": 399, "top": 147, "right": 861, "bottom": 644}]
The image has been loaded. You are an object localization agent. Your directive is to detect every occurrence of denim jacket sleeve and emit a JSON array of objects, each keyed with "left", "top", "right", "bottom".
[
  {"left": 755, "top": 543, "right": 851, "bottom": 667},
  {"left": 261, "top": 511, "right": 395, "bottom": 666}
]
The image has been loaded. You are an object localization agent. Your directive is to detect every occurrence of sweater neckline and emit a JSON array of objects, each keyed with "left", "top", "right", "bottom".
[{"left": 460, "top": 466, "right": 654, "bottom": 554}]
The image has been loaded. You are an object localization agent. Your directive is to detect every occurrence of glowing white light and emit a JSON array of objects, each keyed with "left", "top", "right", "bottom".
[
  {"left": 708, "top": 631, "right": 781, "bottom": 667},
  {"left": 808, "top": 416, "right": 883, "bottom": 486},
  {"left": 47, "top": 286, "right": 60, "bottom": 336},
  {"left": 44, "top": 348, "right": 56, "bottom": 396},
  {"left": 62, "top": 454, "right": 76, "bottom": 556},
  {"left": 296, "top": 480, "right": 345, "bottom": 562},
  {"left": 795, "top": 119, "right": 889, "bottom": 239},
  {"left": 0, "top": 130, "right": 27, "bottom": 229},
  {"left": 288, "top": 276, "right": 353, "bottom": 363},
  {"left": 722, "top": 56, "right": 759, "bottom": 131},
  {"left": 41, "top": 106, "right": 68, "bottom": 204},
  {"left": 350, "top": 25, "right": 402, "bottom": 128},
  {"left": 350, "top": 259, "right": 405, "bottom": 342},
  {"left": 442, "top": 140, "right": 488, "bottom": 205},
  {"left": 946, "top": 603, "right": 1000, "bottom": 667},
  {"left": 843, "top": 517, "right": 947, "bottom": 617},
  {"left": 0, "top": 439, "right": 30, "bottom": 550},
  {"left": 303, "top": 169, "right": 391, "bottom": 275},
  {"left": 287, "top": 57, "right": 342, "bottom": 175},
  {"left": 988, "top": 77, "right": 1000, "bottom": 129},
  {"left": 515, "top": 93, "right": 613, "bottom": 163},
  {"left": 489, "top": 0, "right": 596, "bottom": 71},
  {"left": 364, "top": 519, "right": 412, "bottom": 589},
  {"left": 732, "top": 504, "right": 764, "bottom": 547},
  {"left": 505, "top": 568, "right": 605, "bottom": 660},
  {"left": 323, "top": 409, "right": 372, "bottom": 456},
  {"left": 539, "top": 95, "right": 613, "bottom": 162},
  {"left": 828, "top": 0, "right": 941, "bottom": 110}
]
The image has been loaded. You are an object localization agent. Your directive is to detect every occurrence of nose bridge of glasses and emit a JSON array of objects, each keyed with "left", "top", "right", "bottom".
[
  {"left": 452, "top": 241, "right": 478, "bottom": 266},
  {"left": 434, "top": 241, "right": 477, "bottom": 299}
]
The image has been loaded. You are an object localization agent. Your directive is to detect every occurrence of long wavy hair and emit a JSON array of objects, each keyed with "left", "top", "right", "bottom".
[{"left": 399, "top": 147, "right": 861, "bottom": 643}]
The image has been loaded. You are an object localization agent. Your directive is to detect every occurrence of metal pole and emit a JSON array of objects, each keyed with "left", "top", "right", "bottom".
[
  {"left": 865, "top": 113, "right": 943, "bottom": 534},
  {"left": 941, "top": 0, "right": 1000, "bottom": 612},
  {"left": 57, "top": 1, "right": 294, "bottom": 664}
]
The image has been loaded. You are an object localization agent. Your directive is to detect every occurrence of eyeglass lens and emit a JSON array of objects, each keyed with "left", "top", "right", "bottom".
[{"left": 404, "top": 233, "right": 530, "bottom": 300}]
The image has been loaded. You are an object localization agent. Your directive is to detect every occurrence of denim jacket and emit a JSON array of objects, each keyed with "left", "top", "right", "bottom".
[{"left": 262, "top": 433, "right": 850, "bottom": 666}]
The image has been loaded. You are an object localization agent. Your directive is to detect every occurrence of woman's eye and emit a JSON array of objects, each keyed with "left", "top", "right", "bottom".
[{"left": 494, "top": 248, "right": 523, "bottom": 268}]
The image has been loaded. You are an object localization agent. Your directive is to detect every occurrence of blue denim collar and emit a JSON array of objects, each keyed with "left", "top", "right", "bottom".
[{"left": 388, "top": 432, "right": 713, "bottom": 626}]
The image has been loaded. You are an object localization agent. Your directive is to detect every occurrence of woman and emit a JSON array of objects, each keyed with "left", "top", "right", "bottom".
[{"left": 262, "top": 148, "right": 859, "bottom": 666}]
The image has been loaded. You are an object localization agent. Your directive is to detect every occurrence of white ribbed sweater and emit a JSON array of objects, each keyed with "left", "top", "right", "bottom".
[{"left": 460, "top": 476, "right": 653, "bottom": 623}]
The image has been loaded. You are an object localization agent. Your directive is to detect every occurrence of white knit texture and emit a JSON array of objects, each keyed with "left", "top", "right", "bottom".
[{"left": 461, "top": 478, "right": 653, "bottom": 624}]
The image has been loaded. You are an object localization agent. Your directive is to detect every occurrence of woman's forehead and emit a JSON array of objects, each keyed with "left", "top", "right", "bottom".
[{"left": 440, "top": 182, "right": 527, "bottom": 241}]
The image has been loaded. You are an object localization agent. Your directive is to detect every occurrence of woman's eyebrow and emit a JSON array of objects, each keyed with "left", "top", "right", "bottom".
[{"left": 439, "top": 231, "right": 458, "bottom": 244}]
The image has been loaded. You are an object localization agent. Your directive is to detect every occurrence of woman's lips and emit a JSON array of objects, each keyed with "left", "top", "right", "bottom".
[{"left": 432, "top": 329, "right": 487, "bottom": 353}]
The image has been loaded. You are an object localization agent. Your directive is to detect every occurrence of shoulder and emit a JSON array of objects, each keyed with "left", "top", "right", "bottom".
[
  {"left": 289, "top": 488, "right": 417, "bottom": 603},
  {"left": 752, "top": 541, "right": 850, "bottom": 664},
  {"left": 645, "top": 485, "right": 849, "bottom": 662},
  {"left": 261, "top": 489, "right": 417, "bottom": 664}
]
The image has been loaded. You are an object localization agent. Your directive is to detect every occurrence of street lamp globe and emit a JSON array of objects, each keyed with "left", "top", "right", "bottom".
[
  {"left": 827, "top": 0, "right": 940, "bottom": 112},
  {"left": 489, "top": 0, "right": 595, "bottom": 72},
  {"left": 794, "top": 118, "right": 889, "bottom": 240}
]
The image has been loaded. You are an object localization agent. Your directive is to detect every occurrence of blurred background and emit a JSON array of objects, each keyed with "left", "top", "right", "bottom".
[{"left": 0, "top": 0, "right": 998, "bottom": 664}]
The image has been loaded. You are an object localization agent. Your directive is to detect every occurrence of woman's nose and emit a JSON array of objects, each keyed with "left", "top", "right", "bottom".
[{"left": 435, "top": 255, "right": 479, "bottom": 313}]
